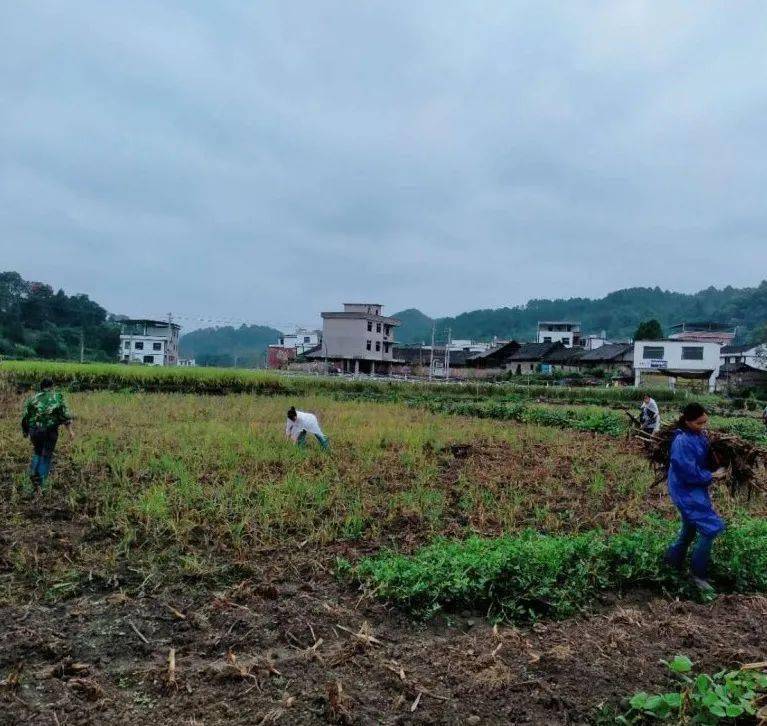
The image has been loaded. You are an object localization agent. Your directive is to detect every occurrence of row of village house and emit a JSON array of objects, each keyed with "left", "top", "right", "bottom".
[
  {"left": 270, "top": 304, "right": 767, "bottom": 393},
  {"left": 112, "top": 307, "right": 766, "bottom": 393}
]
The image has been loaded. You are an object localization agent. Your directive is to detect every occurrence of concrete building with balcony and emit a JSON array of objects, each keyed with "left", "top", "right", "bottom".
[
  {"left": 307, "top": 303, "right": 400, "bottom": 374},
  {"left": 119, "top": 319, "right": 181, "bottom": 366}
]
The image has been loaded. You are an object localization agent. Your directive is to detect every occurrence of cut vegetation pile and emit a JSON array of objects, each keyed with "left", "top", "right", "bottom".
[{"left": 628, "top": 416, "right": 767, "bottom": 498}]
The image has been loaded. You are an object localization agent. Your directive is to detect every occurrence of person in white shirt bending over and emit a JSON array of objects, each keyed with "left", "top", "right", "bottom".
[
  {"left": 640, "top": 394, "right": 661, "bottom": 434},
  {"left": 285, "top": 406, "right": 330, "bottom": 450}
]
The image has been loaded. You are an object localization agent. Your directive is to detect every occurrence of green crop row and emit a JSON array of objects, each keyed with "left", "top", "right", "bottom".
[
  {"left": 417, "top": 399, "right": 767, "bottom": 444},
  {"left": 352, "top": 518, "right": 767, "bottom": 622},
  {"left": 418, "top": 399, "right": 630, "bottom": 436},
  {"left": 1, "top": 360, "right": 709, "bottom": 403}
]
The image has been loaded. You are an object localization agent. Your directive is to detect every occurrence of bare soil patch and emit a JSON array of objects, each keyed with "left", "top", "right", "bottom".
[{"left": 3, "top": 525, "right": 767, "bottom": 725}]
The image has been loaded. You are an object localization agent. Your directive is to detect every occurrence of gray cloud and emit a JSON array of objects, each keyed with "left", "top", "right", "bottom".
[{"left": 2, "top": 1, "right": 767, "bottom": 330}]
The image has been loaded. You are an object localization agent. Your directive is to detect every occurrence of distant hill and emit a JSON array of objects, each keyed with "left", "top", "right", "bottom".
[
  {"left": 390, "top": 308, "right": 435, "bottom": 344},
  {"left": 180, "top": 324, "right": 281, "bottom": 367},
  {"left": 393, "top": 282, "right": 767, "bottom": 345}
]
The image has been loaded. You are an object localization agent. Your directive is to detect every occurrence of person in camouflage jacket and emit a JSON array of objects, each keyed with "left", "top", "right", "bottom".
[{"left": 21, "top": 378, "right": 74, "bottom": 491}]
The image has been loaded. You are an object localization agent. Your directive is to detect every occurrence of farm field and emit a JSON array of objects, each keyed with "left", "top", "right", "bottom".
[{"left": 2, "top": 374, "right": 767, "bottom": 723}]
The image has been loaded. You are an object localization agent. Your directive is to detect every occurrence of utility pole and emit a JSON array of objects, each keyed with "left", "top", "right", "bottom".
[
  {"left": 79, "top": 328, "right": 85, "bottom": 363},
  {"left": 429, "top": 321, "right": 436, "bottom": 382},
  {"left": 167, "top": 312, "right": 174, "bottom": 366},
  {"left": 445, "top": 327, "right": 451, "bottom": 382}
]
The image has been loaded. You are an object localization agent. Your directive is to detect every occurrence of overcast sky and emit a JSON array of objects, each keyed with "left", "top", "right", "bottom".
[{"left": 2, "top": 2, "right": 766, "bottom": 331}]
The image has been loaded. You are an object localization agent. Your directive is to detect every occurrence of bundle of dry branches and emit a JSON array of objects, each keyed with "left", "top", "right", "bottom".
[{"left": 625, "top": 412, "right": 767, "bottom": 499}]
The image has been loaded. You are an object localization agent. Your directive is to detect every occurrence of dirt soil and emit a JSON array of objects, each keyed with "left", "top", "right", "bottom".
[{"left": 3, "top": 502, "right": 767, "bottom": 726}]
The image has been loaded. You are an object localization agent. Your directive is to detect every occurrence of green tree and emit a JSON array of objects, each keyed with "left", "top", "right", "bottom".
[
  {"left": 633, "top": 319, "right": 664, "bottom": 340},
  {"left": 34, "top": 331, "right": 67, "bottom": 359},
  {"left": 750, "top": 322, "right": 767, "bottom": 345}
]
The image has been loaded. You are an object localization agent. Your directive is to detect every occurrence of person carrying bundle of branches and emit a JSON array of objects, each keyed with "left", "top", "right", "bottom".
[{"left": 662, "top": 403, "right": 727, "bottom": 594}]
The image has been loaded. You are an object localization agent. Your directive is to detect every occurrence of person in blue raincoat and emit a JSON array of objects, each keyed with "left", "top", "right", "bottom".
[{"left": 664, "top": 402, "right": 727, "bottom": 592}]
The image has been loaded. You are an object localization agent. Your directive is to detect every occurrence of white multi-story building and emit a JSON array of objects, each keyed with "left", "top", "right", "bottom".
[
  {"left": 119, "top": 319, "right": 181, "bottom": 366},
  {"left": 278, "top": 328, "right": 322, "bottom": 354},
  {"left": 537, "top": 321, "right": 583, "bottom": 347},
  {"left": 633, "top": 340, "right": 722, "bottom": 392}
]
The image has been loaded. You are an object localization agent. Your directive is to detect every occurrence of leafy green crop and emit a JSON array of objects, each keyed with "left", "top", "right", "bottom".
[{"left": 354, "top": 519, "right": 767, "bottom": 621}]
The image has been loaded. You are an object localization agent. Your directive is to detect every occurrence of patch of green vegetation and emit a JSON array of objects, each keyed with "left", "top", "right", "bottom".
[
  {"left": 621, "top": 655, "right": 767, "bottom": 723},
  {"left": 420, "top": 399, "right": 629, "bottom": 436},
  {"left": 354, "top": 518, "right": 767, "bottom": 621}
]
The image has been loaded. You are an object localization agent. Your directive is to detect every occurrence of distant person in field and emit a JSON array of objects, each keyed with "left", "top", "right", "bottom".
[
  {"left": 763, "top": 403, "right": 767, "bottom": 430},
  {"left": 285, "top": 406, "right": 329, "bottom": 450},
  {"left": 640, "top": 394, "right": 661, "bottom": 434},
  {"left": 663, "top": 403, "right": 727, "bottom": 593},
  {"left": 21, "top": 378, "right": 74, "bottom": 492}
]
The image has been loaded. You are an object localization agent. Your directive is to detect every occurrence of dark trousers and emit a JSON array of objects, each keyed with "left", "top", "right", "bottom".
[
  {"left": 28, "top": 426, "right": 59, "bottom": 486},
  {"left": 665, "top": 519, "right": 719, "bottom": 579}
]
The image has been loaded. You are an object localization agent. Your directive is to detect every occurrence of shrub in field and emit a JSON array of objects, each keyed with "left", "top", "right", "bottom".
[
  {"left": 354, "top": 519, "right": 767, "bottom": 621},
  {"left": 621, "top": 656, "right": 767, "bottom": 723}
]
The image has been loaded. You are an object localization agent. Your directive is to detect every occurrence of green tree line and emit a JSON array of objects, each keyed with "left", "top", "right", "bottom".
[
  {"left": 0, "top": 271, "right": 120, "bottom": 361},
  {"left": 394, "top": 282, "right": 767, "bottom": 344}
]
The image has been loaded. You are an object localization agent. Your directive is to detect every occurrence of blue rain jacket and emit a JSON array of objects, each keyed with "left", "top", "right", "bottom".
[{"left": 667, "top": 429, "right": 725, "bottom": 537}]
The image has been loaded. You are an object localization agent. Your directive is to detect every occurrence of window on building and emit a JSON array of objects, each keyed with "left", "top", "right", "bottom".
[
  {"left": 384, "top": 325, "right": 390, "bottom": 336},
  {"left": 375, "top": 341, "right": 381, "bottom": 352},
  {"left": 562, "top": 338, "right": 570, "bottom": 345},
  {"left": 153, "top": 342, "right": 162, "bottom": 351},
  {"left": 367, "top": 321, "right": 372, "bottom": 332},
  {"left": 682, "top": 346, "right": 704, "bottom": 361},
  {"left": 543, "top": 337, "right": 552, "bottom": 343},
  {"left": 303, "top": 336, "right": 310, "bottom": 343},
  {"left": 376, "top": 323, "right": 381, "bottom": 333},
  {"left": 124, "top": 341, "right": 130, "bottom": 349},
  {"left": 366, "top": 340, "right": 371, "bottom": 351},
  {"left": 643, "top": 346, "right": 665, "bottom": 359},
  {"left": 143, "top": 355, "right": 154, "bottom": 364},
  {"left": 135, "top": 342, "right": 144, "bottom": 350}
]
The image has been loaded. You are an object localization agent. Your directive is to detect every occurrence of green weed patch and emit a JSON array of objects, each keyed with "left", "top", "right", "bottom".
[
  {"left": 620, "top": 655, "right": 767, "bottom": 723},
  {"left": 354, "top": 519, "right": 767, "bottom": 621}
]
